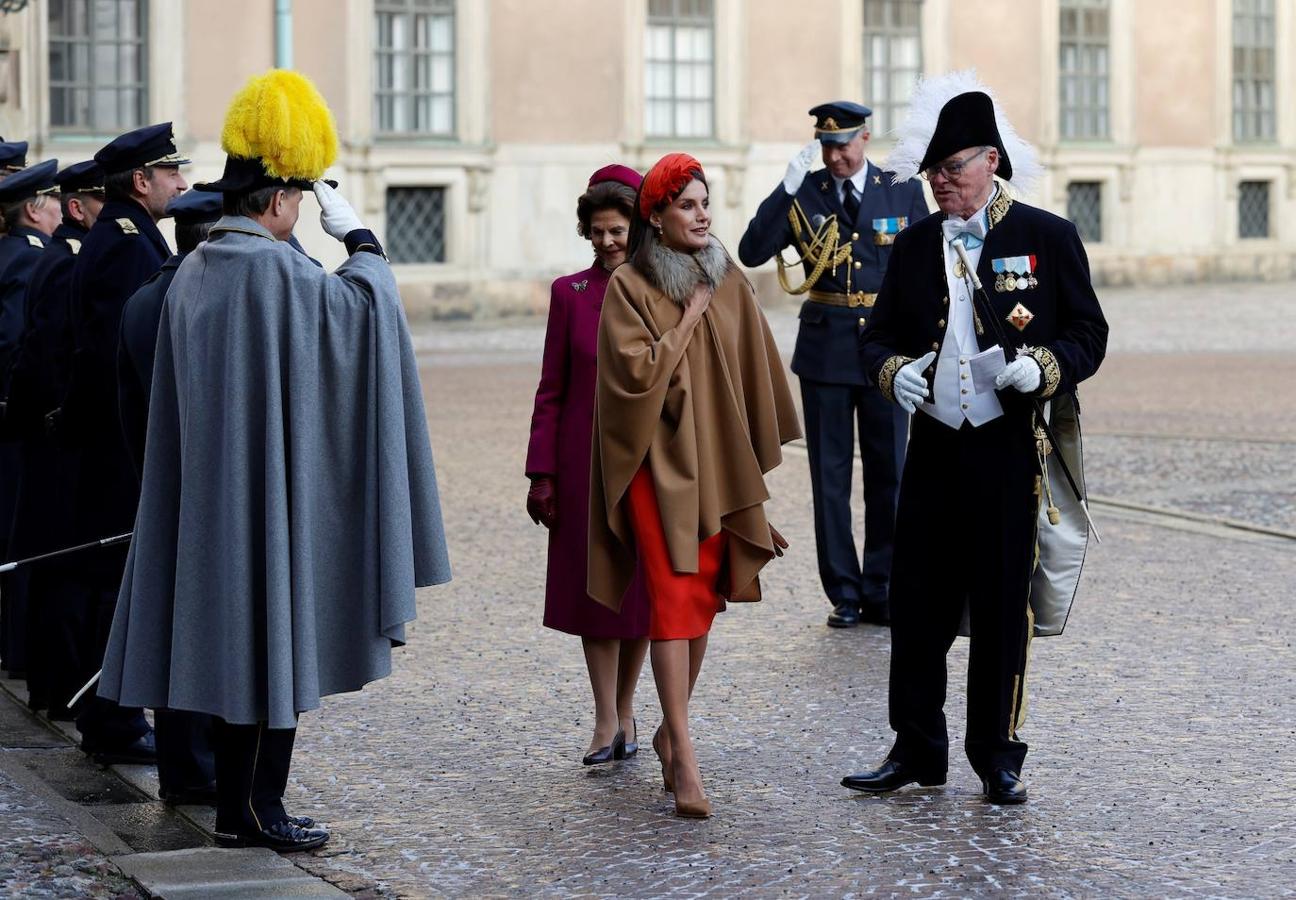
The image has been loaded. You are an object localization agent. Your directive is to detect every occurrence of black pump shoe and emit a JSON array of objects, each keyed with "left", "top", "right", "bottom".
[
  {"left": 215, "top": 819, "right": 330, "bottom": 852},
  {"left": 582, "top": 729, "right": 625, "bottom": 765},
  {"left": 615, "top": 719, "right": 639, "bottom": 759}
]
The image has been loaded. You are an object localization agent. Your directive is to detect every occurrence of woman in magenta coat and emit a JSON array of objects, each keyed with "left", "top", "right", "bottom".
[{"left": 526, "top": 165, "right": 650, "bottom": 765}]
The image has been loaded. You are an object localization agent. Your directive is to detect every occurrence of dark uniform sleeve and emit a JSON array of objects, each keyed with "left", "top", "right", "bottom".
[
  {"left": 0, "top": 250, "right": 41, "bottom": 389},
  {"left": 737, "top": 183, "right": 797, "bottom": 268},
  {"left": 1021, "top": 222, "right": 1109, "bottom": 399},
  {"left": 859, "top": 228, "right": 920, "bottom": 404},
  {"left": 115, "top": 291, "right": 152, "bottom": 478}
]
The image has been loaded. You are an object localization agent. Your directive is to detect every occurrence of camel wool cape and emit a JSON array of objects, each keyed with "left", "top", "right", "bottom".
[{"left": 588, "top": 258, "right": 801, "bottom": 611}]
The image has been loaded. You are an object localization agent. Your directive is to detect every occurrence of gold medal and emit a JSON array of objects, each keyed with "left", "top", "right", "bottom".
[
  {"left": 1004, "top": 277, "right": 1016, "bottom": 292},
  {"left": 954, "top": 259, "right": 966, "bottom": 278}
]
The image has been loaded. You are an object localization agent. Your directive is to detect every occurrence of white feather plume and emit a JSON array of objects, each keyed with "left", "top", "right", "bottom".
[{"left": 884, "top": 69, "right": 1044, "bottom": 196}]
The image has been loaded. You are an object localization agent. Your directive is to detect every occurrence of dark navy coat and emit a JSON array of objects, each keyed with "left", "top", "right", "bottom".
[
  {"left": 860, "top": 195, "right": 1109, "bottom": 411},
  {"left": 66, "top": 200, "right": 170, "bottom": 547},
  {"left": 739, "top": 161, "right": 928, "bottom": 385},
  {"left": 0, "top": 226, "right": 52, "bottom": 394},
  {"left": 117, "top": 252, "right": 182, "bottom": 475}
]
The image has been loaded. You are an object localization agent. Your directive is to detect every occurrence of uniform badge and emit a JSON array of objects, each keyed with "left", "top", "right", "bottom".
[
  {"left": 871, "top": 216, "right": 907, "bottom": 246},
  {"left": 116, "top": 217, "right": 139, "bottom": 235},
  {"left": 819, "top": 179, "right": 830, "bottom": 192},
  {"left": 67, "top": 238, "right": 81, "bottom": 255},
  {"left": 1006, "top": 302, "right": 1034, "bottom": 331},
  {"left": 991, "top": 255, "right": 1037, "bottom": 293},
  {"left": 873, "top": 175, "right": 881, "bottom": 185},
  {"left": 571, "top": 279, "right": 588, "bottom": 292},
  {"left": 26, "top": 234, "right": 43, "bottom": 248}
]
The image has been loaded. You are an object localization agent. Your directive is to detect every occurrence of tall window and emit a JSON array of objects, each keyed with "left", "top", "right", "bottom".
[
  {"left": 862, "top": 0, "right": 923, "bottom": 138},
  {"left": 644, "top": 0, "right": 714, "bottom": 139},
  {"left": 1058, "top": 0, "right": 1109, "bottom": 141},
  {"left": 48, "top": 0, "right": 148, "bottom": 133},
  {"left": 375, "top": 0, "right": 455, "bottom": 136},
  {"left": 1233, "top": 0, "right": 1276, "bottom": 142}
]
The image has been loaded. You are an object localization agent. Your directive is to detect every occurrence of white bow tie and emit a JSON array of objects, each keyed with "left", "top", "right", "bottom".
[{"left": 942, "top": 217, "right": 987, "bottom": 245}]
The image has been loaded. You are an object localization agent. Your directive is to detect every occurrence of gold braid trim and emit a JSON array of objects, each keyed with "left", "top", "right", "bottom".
[
  {"left": 775, "top": 200, "right": 852, "bottom": 295},
  {"left": 876, "top": 354, "right": 914, "bottom": 404},
  {"left": 987, "top": 186, "right": 1013, "bottom": 228},
  {"left": 1026, "top": 346, "right": 1062, "bottom": 398}
]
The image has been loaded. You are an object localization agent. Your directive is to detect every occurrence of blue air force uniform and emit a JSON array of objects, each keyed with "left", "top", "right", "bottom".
[{"left": 738, "top": 102, "right": 929, "bottom": 624}]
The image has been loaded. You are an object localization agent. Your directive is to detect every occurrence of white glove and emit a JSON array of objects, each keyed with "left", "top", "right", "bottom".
[
  {"left": 783, "top": 140, "right": 821, "bottom": 195},
  {"left": 995, "top": 356, "right": 1042, "bottom": 393},
  {"left": 893, "top": 351, "right": 936, "bottom": 414},
  {"left": 313, "top": 180, "right": 365, "bottom": 241}
]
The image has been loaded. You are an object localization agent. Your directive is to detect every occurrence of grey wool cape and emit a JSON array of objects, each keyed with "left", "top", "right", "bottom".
[{"left": 98, "top": 216, "right": 452, "bottom": 728}]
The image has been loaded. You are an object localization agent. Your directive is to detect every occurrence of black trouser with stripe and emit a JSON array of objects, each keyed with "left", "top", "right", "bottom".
[
  {"left": 800, "top": 378, "right": 908, "bottom": 612},
  {"left": 213, "top": 721, "right": 296, "bottom": 835},
  {"left": 155, "top": 709, "right": 216, "bottom": 795},
  {"left": 886, "top": 412, "right": 1038, "bottom": 778}
]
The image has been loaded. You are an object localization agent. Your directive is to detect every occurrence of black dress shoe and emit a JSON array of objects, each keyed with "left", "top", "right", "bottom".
[
  {"left": 826, "top": 603, "right": 861, "bottom": 628},
  {"left": 159, "top": 781, "right": 218, "bottom": 806},
  {"left": 215, "top": 819, "right": 330, "bottom": 852},
  {"left": 582, "top": 729, "right": 625, "bottom": 765},
  {"left": 982, "top": 768, "right": 1028, "bottom": 804},
  {"left": 287, "top": 814, "right": 317, "bottom": 829},
  {"left": 86, "top": 731, "right": 158, "bottom": 766},
  {"left": 841, "top": 758, "right": 946, "bottom": 793}
]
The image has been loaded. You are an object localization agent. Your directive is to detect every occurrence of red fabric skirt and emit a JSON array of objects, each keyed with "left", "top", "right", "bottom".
[{"left": 625, "top": 465, "right": 726, "bottom": 641}]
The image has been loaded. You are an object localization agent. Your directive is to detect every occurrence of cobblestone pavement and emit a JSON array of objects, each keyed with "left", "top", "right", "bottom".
[
  {"left": 0, "top": 768, "right": 143, "bottom": 899},
  {"left": 264, "top": 282, "right": 1296, "bottom": 897}
]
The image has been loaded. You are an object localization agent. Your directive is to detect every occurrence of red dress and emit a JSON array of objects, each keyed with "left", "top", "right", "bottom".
[
  {"left": 626, "top": 465, "right": 727, "bottom": 641},
  {"left": 526, "top": 263, "right": 649, "bottom": 639}
]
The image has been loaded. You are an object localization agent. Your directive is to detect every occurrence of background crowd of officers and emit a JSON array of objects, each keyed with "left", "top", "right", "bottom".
[{"left": 0, "top": 124, "right": 223, "bottom": 804}]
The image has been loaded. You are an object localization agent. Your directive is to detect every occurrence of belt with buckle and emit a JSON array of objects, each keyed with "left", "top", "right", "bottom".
[{"left": 808, "top": 289, "right": 877, "bottom": 309}]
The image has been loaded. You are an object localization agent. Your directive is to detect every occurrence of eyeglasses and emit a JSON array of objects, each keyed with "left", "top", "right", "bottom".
[{"left": 921, "top": 147, "right": 990, "bottom": 182}]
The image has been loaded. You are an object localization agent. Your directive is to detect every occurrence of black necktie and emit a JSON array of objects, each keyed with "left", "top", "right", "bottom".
[{"left": 842, "top": 180, "right": 860, "bottom": 223}]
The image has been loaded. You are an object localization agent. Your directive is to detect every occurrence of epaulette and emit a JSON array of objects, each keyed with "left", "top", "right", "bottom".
[
  {"left": 116, "top": 218, "right": 140, "bottom": 235},
  {"left": 67, "top": 238, "right": 81, "bottom": 255},
  {"left": 26, "top": 234, "right": 43, "bottom": 248}
]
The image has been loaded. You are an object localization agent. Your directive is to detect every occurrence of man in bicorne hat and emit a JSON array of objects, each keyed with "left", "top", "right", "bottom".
[
  {"left": 97, "top": 70, "right": 451, "bottom": 852},
  {"left": 843, "top": 77, "right": 1108, "bottom": 803},
  {"left": 740, "top": 101, "right": 928, "bottom": 632}
]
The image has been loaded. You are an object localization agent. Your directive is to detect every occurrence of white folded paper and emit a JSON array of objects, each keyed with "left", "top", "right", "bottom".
[{"left": 969, "top": 345, "right": 1007, "bottom": 394}]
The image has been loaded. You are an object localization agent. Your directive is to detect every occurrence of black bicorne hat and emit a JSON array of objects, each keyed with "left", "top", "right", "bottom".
[
  {"left": 193, "top": 155, "right": 336, "bottom": 194},
  {"left": 918, "top": 91, "right": 1012, "bottom": 181}
]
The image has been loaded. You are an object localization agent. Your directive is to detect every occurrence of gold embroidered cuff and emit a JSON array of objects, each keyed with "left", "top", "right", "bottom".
[
  {"left": 876, "top": 354, "right": 914, "bottom": 404},
  {"left": 1026, "top": 346, "right": 1062, "bottom": 398}
]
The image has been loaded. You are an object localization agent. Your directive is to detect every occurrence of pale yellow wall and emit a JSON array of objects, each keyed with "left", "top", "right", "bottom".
[
  {"left": 294, "top": 11, "right": 353, "bottom": 138},
  {"left": 184, "top": 0, "right": 276, "bottom": 142},
  {"left": 1134, "top": 0, "right": 1215, "bottom": 147},
  {"left": 490, "top": 0, "right": 625, "bottom": 143},
  {"left": 947, "top": 0, "right": 1045, "bottom": 143},
  {"left": 744, "top": 0, "right": 843, "bottom": 143}
]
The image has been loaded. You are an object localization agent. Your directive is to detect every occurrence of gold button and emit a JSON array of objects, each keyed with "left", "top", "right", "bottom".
[
  {"left": 961, "top": 403, "right": 969, "bottom": 409},
  {"left": 942, "top": 296, "right": 949, "bottom": 305},
  {"left": 852, "top": 232, "right": 860, "bottom": 241},
  {"left": 961, "top": 373, "right": 968, "bottom": 380},
  {"left": 959, "top": 358, "right": 967, "bottom": 364},
  {"left": 937, "top": 319, "right": 946, "bottom": 328},
  {"left": 858, "top": 317, "right": 866, "bottom": 326},
  {"left": 853, "top": 261, "right": 862, "bottom": 270},
  {"left": 931, "top": 342, "right": 940, "bottom": 351},
  {"left": 961, "top": 389, "right": 968, "bottom": 395}
]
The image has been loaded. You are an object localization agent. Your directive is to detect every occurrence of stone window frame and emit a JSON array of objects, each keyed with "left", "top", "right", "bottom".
[
  {"left": 1058, "top": 0, "right": 1111, "bottom": 141},
  {"left": 1232, "top": 0, "right": 1277, "bottom": 143},
  {"left": 47, "top": 0, "right": 149, "bottom": 134},
  {"left": 374, "top": 0, "right": 456, "bottom": 138}
]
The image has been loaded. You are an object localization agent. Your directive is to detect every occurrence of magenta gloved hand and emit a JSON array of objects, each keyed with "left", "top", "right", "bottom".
[{"left": 526, "top": 476, "right": 558, "bottom": 528}]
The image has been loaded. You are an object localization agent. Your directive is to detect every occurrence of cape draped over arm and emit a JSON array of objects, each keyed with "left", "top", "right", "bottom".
[{"left": 588, "top": 263, "right": 800, "bottom": 612}]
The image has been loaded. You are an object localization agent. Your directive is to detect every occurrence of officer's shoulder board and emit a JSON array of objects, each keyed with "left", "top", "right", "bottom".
[
  {"left": 26, "top": 234, "right": 43, "bottom": 248},
  {"left": 116, "top": 217, "right": 140, "bottom": 235},
  {"left": 67, "top": 238, "right": 81, "bottom": 255}
]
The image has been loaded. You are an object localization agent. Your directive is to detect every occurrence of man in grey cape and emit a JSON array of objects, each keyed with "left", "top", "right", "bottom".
[{"left": 96, "top": 70, "right": 452, "bottom": 852}]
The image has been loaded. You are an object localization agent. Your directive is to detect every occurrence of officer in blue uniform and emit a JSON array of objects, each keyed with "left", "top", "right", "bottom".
[
  {"left": 2, "top": 161, "right": 105, "bottom": 717},
  {"left": 62, "top": 122, "right": 188, "bottom": 764},
  {"left": 738, "top": 102, "right": 929, "bottom": 629},
  {"left": 0, "top": 159, "right": 61, "bottom": 680},
  {"left": 0, "top": 139, "right": 29, "bottom": 176},
  {"left": 113, "top": 188, "right": 220, "bottom": 804}
]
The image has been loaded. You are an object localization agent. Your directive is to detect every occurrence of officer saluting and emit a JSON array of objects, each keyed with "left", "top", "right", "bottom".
[{"left": 738, "top": 102, "right": 929, "bottom": 629}]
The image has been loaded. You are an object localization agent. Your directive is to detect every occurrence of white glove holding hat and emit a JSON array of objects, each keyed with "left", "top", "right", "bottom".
[
  {"left": 313, "top": 180, "right": 365, "bottom": 242},
  {"left": 893, "top": 351, "right": 936, "bottom": 414},
  {"left": 783, "top": 140, "right": 821, "bottom": 195}
]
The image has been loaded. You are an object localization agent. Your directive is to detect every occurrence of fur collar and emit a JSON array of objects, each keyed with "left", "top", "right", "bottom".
[{"left": 633, "top": 232, "right": 733, "bottom": 305}]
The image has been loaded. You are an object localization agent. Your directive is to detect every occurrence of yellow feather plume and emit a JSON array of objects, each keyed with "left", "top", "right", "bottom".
[{"left": 220, "top": 69, "right": 338, "bottom": 182}]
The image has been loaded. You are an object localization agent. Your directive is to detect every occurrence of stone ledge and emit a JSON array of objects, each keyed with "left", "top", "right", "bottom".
[{"left": 112, "top": 847, "right": 349, "bottom": 898}]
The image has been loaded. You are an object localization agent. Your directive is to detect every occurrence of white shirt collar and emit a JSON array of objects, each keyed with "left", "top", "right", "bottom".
[{"left": 831, "top": 162, "right": 869, "bottom": 200}]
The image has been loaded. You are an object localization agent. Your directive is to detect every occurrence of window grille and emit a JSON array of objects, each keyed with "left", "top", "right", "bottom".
[
  {"left": 49, "top": 0, "right": 148, "bottom": 133},
  {"left": 1238, "top": 181, "right": 1270, "bottom": 239},
  {"left": 386, "top": 187, "right": 447, "bottom": 264},
  {"left": 1058, "top": 0, "right": 1109, "bottom": 141},
  {"left": 1233, "top": 0, "right": 1276, "bottom": 142},
  {"left": 862, "top": 0, "right": 923, "bottom": 138},
  {"left": 1066, "top": 181, "right": 1102, "bottom": 243},
  {"left": 644, "top": 0, "right": 714, "bottom": 139},
  {"left": 375, "top": 0, "right": 455, "bottom": 136}
]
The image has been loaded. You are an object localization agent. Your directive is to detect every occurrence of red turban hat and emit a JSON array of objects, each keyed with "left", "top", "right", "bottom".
[{"left": 638, "top": 152, "right": 704, "bottom": 220}]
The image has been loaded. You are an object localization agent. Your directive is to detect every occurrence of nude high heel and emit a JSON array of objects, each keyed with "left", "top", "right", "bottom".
[
  {"left": 652, "top": 726, "right": 674, "bottom": 793},
  {"left": 674, "top": 795, "right": 712, "bottom": 819}
]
